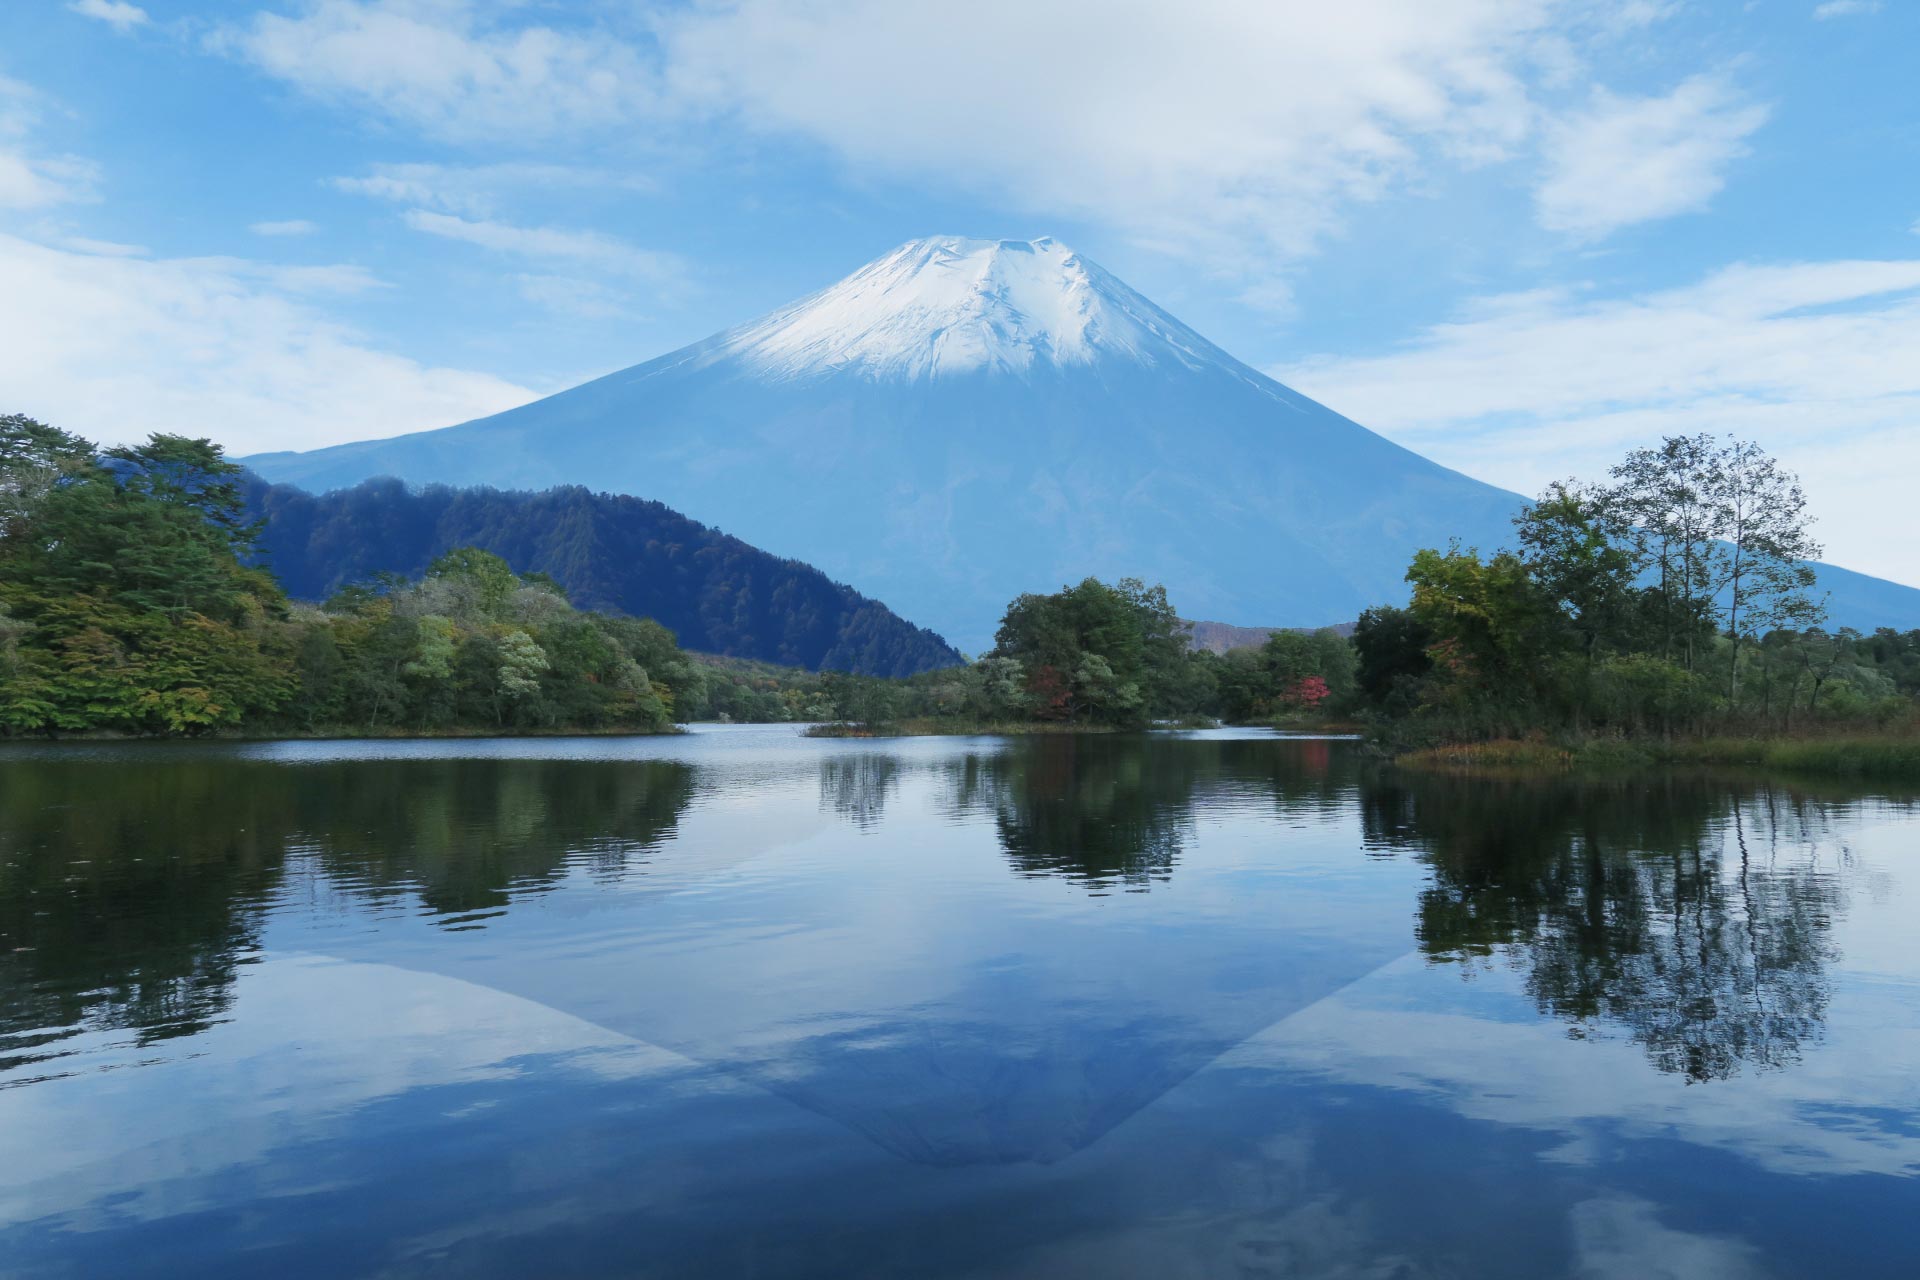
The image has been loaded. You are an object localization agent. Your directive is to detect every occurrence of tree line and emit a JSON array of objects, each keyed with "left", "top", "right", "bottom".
[
  {"left": 798, "top": 433, "right": 1917, "bottom": 741},
  {"left": 1, "top": 417, "right": 728, "bottom": 735},
  {"left": 4, "top": 414, "right": 1914, "bottom": 742},
  {"left": 1351, "top": 432, "right": 1916, "bottom": 743}
]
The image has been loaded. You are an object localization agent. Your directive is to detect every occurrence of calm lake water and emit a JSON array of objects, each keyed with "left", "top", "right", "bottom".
[{"left": 2, "top": 726, "right": 1918, "bottom": 1278}]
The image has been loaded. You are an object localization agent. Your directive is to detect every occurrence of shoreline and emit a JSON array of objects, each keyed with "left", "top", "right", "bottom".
[
  {"left": 1390, "top": 731, "right": 1920, "bottom": 782},
  {"left": 0, "top": 723, "right": 692, "bottom": 745}
]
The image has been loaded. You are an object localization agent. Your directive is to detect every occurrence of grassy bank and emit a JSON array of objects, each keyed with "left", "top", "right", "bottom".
[
  {"left": 1394, "top": 730, "right": 1920, "bottom": 780},
  {"left": 1658, "top": 734, "right": 1920, "bottom": 779},
  {"left": 1394, "top": 738, "right": 1652, "bottom": 772}
]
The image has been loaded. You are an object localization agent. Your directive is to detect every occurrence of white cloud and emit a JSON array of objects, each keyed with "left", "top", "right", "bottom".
[
  {"left": 1571, "top": 1199, "right": 1765, "bottom": 1280},
  {"left": 211, "top": 0, "right": 659, "bottom": 143},
  {"left": 1813, "top": 1, "right": 1881, "bottom": 18},
  {"left": 68, "top": 0, "right": 149, "bottom": 32},
  {"left": 400, "top": 209, "right": 683, "bottom": 289},
  {"left": 657, "top": 0, "right": 1570, "bottom": 289},
  {"left": 56, "top": 235, "right": 147, "bottom": 256},
  {"left": 0, "top": 75, "right": 98, "bottom": 209},
  {"left": 331, "top": 161, "right": 653, "bottom": 219},
  {"left": 224, "top": 2, "right": 1704, "bottom": 300},
  {"left": 250, "top": 218, "right": 318, "bottom": 236},
  {"left": 1536, "top": 75, "right": 1768, "bottom": 238},
  {"left": 0, "top": 232, "right": 535, "bottom": 456},
  {"left": 1275, "top": 258, "right": 1920, "bottom": 586}
]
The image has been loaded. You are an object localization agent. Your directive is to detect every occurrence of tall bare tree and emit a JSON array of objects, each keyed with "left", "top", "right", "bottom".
[
  {"left": 1607, "top": 434, "right": 1721, "bottom": 671},
  {"left": 1706, "top": 438, "right": 1823, "bottom": 704},
  {"left": 1606, "top": 434, "right": 1824, "bottom": 701}
]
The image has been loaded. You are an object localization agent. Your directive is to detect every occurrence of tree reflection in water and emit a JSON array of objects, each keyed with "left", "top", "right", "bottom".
[
  {"left": 939, "top": 735, "right": 1358, "bottom": 892},
  {"left": 1364, "top": 770, "right": 1853, "bottom": 1082},
  {"left": 942, "top": 736, "right": 1192, "bottom": 891},
  {"left": 0, "top": 736, "right": 1886, "bottom": 1097},
  {"left": 0, "top": 755, "right": 695, "bottom": 1074},
  {"left": 817, "top": 754, "right": 901, "bottom": 829}
]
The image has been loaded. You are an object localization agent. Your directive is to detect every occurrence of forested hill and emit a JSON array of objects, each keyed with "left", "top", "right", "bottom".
[{"left": 245, "top": 478, "right": 965, "bottom": 677}]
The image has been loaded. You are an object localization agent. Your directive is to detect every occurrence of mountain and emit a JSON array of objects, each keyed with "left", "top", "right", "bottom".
[
  {"left": 245, "top": 477, "right": 964, "bottom": 677},
  {"left": 245, "top": 236, "right": 1920, "bottom": 650},
  {"left": 1185, "top": 620, "right": 1355, "bottom": 654}
]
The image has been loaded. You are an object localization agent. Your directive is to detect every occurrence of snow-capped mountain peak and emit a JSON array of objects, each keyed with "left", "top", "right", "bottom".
[
  {"left": 703, "top": 236, "right": 1230, "bottom": 381},
  {"left": 247, "top": 233, "right": 1920, "bottom": 648}
]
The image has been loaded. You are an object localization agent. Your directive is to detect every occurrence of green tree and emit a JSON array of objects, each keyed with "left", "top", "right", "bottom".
[
  {"left": 1352, "top": 606, "right": 1433, "bottom": 713},
  {"left": 1512, "top": 480, "right": 1644, "bottom": 667},
  {"left": 1406, "top": 544, "right": 1562, "bottom": 727},
  {"left": 991, "top": 578, "right": 1192, "bottom": 725},
  {"left": 426, "top": 547, "right": 521, "bottom": 622},
  {"left": 0, "top": 414, "right": 96, "bottom": 542}
]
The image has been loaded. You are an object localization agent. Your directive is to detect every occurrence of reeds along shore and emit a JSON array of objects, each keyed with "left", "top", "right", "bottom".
[{"left": 1395, "top": 729, "right": 1920, "bottom": 780}]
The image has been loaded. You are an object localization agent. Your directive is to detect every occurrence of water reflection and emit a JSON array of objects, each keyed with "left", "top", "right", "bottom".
[
  {"left": 1, "top": 733, "right": 1917, "bottom": 1277},
  {"left": 947, "top": 737, "right": 1194, "bottom": 889},
  {"left": 818, "top": 753, "right": 901, "bottom": 829},
  {"left": 1, "top": 738, "right": 1886, "bottom": 1095},
  {"left": 0, "top": 756, "right": 694, "bottom": 1075},
  {"left": 943, "top": 735, "right": 1356, "bottom": 892},
  {"left": 1364, "top": 771, "right": 1850, "bottom": 1081}
]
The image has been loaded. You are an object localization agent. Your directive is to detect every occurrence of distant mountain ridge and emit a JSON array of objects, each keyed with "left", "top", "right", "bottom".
[
  {"left": 245, "top": 236, "right": 1920, "bottom": 647},
  {"left": 246, "top": 478, "right": 964, "bottom": 677},
  {"left": 1185, "top": 620, "right": 1357, "bottom": 654}
]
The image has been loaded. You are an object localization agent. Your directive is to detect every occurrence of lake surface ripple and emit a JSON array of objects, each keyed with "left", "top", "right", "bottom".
[{"left": 2, "top": 726, "right": 1917, "bottom": 1277}]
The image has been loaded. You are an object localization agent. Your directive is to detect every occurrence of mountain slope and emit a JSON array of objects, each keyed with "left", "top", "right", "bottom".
[
  {"left": 246, "top": 477, "right": 964, "bottom": 677},
  {"left": 245, "top": 237, "right": 1920, "bottom": 648}
]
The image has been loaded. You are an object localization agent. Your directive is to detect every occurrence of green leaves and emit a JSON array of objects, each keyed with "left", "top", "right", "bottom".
[{"left": 989, "top": 577, "right": 1200, "bottom": 726}]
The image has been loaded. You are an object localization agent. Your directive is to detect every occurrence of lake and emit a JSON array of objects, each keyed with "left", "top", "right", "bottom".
[{"left": 2, "top": 726, "right": 1917, "bottom": 1278}]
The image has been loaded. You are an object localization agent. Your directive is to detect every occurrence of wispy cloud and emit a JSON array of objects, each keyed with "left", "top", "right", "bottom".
[
  {"left": 331, "top": 161, "right": 653, "bottom": 219},
  {"left": 1275, "top": 259, "right": 1920, "bottom": 585},
  {"left": 216, "top": 1, "right": 1705, "bottom": 307},
  {"left": 400, "top": 209, "right": 683, "bottom": 285},
  {"left": 250, "top": 218, "right": 318, "bottom": 237},
  {"left": 210, "top": 1, "right": 658, "bottom": 142},
  {"left": 0, "top": 75, "right": 98, "bottom": 209},
  {"left": 1813, "top": 1, "right": 1881, "bottom": 18},
  {"left": 1535, "top": 75, "right": 1768, "bottom": 239},
  {"left": 0, "top": 231, "right": 531, "bottom": 455},
  {"left": 654, "top": 0, "right": 1575, "bottom": 301},
  {"left": 68, "top": 0, "right": 149, "bottom": 33},
  {"left": 56, "top": 235, "right": 147, "bottom": 256}
]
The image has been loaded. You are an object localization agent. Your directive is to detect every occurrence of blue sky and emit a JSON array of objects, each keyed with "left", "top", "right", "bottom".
[{"left": 2, "top": 0, "right": 1917, "bottom": 586}]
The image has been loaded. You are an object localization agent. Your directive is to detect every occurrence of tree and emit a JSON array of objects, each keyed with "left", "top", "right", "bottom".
[
  {"left": 1352, "top": 606, "right": 1433, "bottom": 713},
  {"left": 989, "top": 577, "right": 1205, "bottom": 726},
  {"left": 1606, "top": 434, "right": 1722, "bottom": 670},
  {"left": 0, "top": 414, "right": 96, "bottom": 542},
  {"left": 425, "top": 547, "right": 522, "bottom": 622},
  {"left": 105, "top": 435, "right": 260, "bottom": 559},
  {"left": 1605, "top": 434, "right": 1824, "bottom": 698},
  {"left": 1512, "top": 480, "right": 1644, "bottom": 666},
  {"left": 1707, "top": 439, "right": 1823, "bottom": 704},
  {"left": 494, "top": 629, "right": 550, "bottom": 722},
  {"left": 16, "top": 434, "right": 282, "bottom": 624}
]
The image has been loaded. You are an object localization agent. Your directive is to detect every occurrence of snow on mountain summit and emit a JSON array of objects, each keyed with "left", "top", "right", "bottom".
[{"left": 703, "top": 237, "right": 1232, "bottom": 381}]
